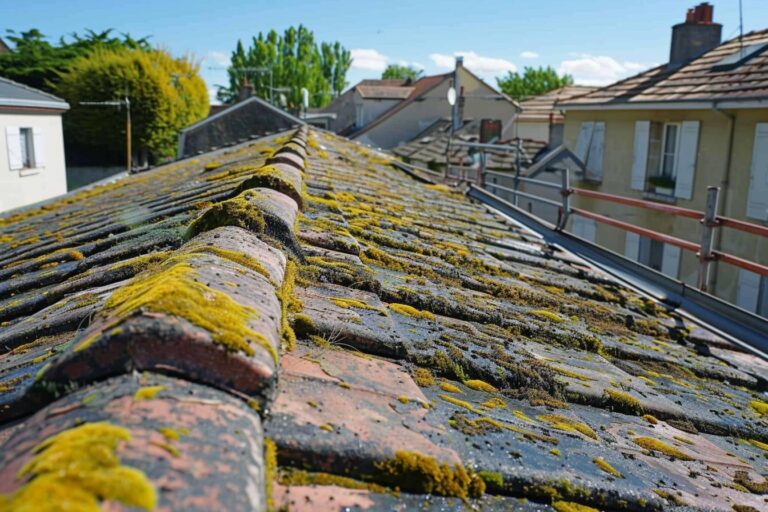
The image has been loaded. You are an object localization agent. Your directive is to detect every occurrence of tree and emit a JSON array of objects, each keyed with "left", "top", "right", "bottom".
[
  {"left": 217, "top": 25, "right": 351, "bottom": 109},
  {"left": 381, "top": 64, "right": 423, "bottom": 81},
  {"left": 55, "top": 48, "right": 208, "bottom": 163},
  {"left": 496, "top": 66, "right": 574, "bottom": 101},
  {"left": 0, "top": 28, "right": 150, "bottom": 92}
]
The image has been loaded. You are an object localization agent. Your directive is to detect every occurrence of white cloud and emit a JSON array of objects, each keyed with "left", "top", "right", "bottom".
[
  {"left": 396, "top": 60, "right": 425, "bottom": 71},
  {"left": 204, "top": 50, "right": 231, "bottom": 68},
  {"left": 208, "top": 88, "right": 221, "bottom": 106},
  {"left": 351, "top": 49, "right": 389, "bottom": 71},
  {"left": 520, "top": 51, "right": 539, "bottom": 59},
  {"left": 558, "top": 54, "right": 652, "bottom": 86},
  {"left": 429, "top": 51, "right": 516, "bottom": 76}
]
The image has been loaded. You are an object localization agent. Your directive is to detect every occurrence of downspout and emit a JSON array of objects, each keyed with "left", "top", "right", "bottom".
[{"left": 711, "top": 101, "right": 735, "bottom": 293}]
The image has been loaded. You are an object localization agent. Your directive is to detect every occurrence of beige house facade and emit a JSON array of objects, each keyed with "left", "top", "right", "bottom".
[{"left": 560, "top": 6, "right": 768, "bottom": 316}]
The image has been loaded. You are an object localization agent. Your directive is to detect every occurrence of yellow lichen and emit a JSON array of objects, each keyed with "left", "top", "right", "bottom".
[
  {"left": 633, "top": 437, "right": 694, "bottom": 461},
  {"left": 592, "top": 457, "right": 622, "bottom": 478},
  {"left": 134, "top": 386, "right": 165, "bottom": 401},
  {"left": 550, "top": 448, "right": 562, "bottom": 456},
  {"left": 157, "top": 427, "right": 188, "bottom": 441},
  {"left": 642, "top": 414, "right": 659, "bottom": 425},
  {"left": 749, "top": 400, "right": 768, "bottom": 416},
  {"left": 89, "top": 259, "right": 277, "bottom": 363},
  {"left": 278, "top": 469, "right": 389, "bottom": 493},
  {"left": 464, "top": 379, "right": 498, "bottom": 393},
  {"left": 388, "top": 303, "right": 435, "bottom": 320},
  {"left": 264, "top": 438, "right": 277, "bottom": 510},
  {"left": 330, "top": 297, "right": 382, "bottom": 313},
  {"left": 440, "top": 394, "right": 481, "bottom": 414},
  {"left": 398, "top": 396, "right": 410, "bottom": 404},
  {"left": 747, "top": 439, "right": 768, "bottom": 452},
  {"left": 413, "top": 368, "right": 435, "bottom": 387},
  {"left": 481, "top": 397, "right": 507, "bottom": 409},
  {"left": 376, "top": 450, "right": 484, "bottom": 498},
  {"left": 1, "top": 422, "right": 156, "bottom": 511},
  {"left": 539, "top": 414, "right": 597, "bottom": 440},
  {"left": 440, "top": 382, "right": 463, "bottom": 394},
  {"left": 553, "top": 501, "right": 600, "bottom": 512},
  {"left": 603, "top": 389, "right": 643, "bottom": 415},
  {"left": 530, "top": 309, "right": 565, "bottom": 323},
  {"left": 319, "top": 424, "right": 334, "bottom": 432}
]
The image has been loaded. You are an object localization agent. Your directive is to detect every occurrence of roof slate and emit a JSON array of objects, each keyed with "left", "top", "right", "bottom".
[
  {"left": 562, "top": 29, "right": 768, "bottom": 107},
  {"left": 0, "top": 75, "right": 69, "bottom": 110},
  {"left": 0, "top": 126, "right": 766, "bottom": 511}
]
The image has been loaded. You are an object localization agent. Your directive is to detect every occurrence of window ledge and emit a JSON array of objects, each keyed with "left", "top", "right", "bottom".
[
  {"left": 19, "top": 168, "right": 42, "bottom": 177},
  {"left": 642, "top": 191, "right": 677, "bottom": 204}
]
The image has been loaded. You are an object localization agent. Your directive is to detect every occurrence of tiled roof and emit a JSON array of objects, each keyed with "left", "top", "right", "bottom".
[
  {"left": 0, "top": 75, "right": 69, "bottom": 110},
  {"left": 1, "top": 126, "right": 767, "bottom": 511},
  {"left": 356, "top": 84, "right": 414, "bottom": 99},
  {"left": 562, "top": 29, "right": 768, "bottom": 107},
  {"left": 393, "top": 118, "right": 548, "bottom": 171},
  {"left": 518, "top": 86, "right": 597, "bottom": 121}
]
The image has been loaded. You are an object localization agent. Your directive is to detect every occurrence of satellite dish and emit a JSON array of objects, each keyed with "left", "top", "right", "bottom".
[
  {"left": 447, "top": 87, "right": 457, "bottom": 106},
  {"left": 301, "top": 88, "right": 309, "bottom": 109}
]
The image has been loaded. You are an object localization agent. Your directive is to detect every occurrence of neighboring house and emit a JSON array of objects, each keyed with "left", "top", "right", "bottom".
[
  {"left": 515, "top": 85, "right": 596, "bottom": 144},
  {"left": 320, "top": 79, "right": 414, "bottom": 134},
  {"left": 0, "top": 76, "right": 68, "bottom": 213},
  {"left": 353, "top": 59, "right": 520, "bottom": 149},
  {"left": 559, "top": 2, "right": 768, "bottom": 315},
  {"left": 178, "top": 96, "right": 302, "bottom": 158}
]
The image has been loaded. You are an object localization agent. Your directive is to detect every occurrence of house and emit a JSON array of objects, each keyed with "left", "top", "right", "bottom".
[
  {"left": 0, "top": 76, "right": 68, "bottom": 213},
  {"left": 320, "top": 78, "right": 414, "bottom": 134},
  {"left": 177, "top": 95, "right": 303, "bottom": 158},
  {"left": 515, "top": 85, "right": 596, "bottom": 144},
  {"left": 1, "top": 123, "right": 766, "bottom": 510},
  {"left": 559, "top": 2, "right": 768, "bottom": 316},
  {"left": 353, "top": 58, "right": 521, "bottom": 149}
]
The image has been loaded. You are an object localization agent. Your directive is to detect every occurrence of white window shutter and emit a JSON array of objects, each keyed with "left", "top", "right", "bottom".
[
  {"left": 736, "top": 269, "right": 761, "bottom": 312},
  {"left": 661, "top": 243, "right": 681, "bottom": 278},
  {"left": 586, "top": 122, "right": 605, "bottom": 180},
  {"left": 5, "top": 126, "right": 22, "bottom": 170},
  {"left": 571, "top": 216, "right": 596, "bottom": 242},
  {"left": 673, "top": 120, "right": 699, "bottom": 200},
  {"left": 631, "top": 121, "right": 650, "bottom": 190},
  {"left": 32, "top": 127, "right": 44, "bottom": 168},
  {"left": 574, "top": 122, "right": 594, "bottom": 162},
  {"left": 624, "top": 232, "right": 640, "bottom": 261},
  {"left": 746, "top": 123, "right": 768, "bottom": 221}
]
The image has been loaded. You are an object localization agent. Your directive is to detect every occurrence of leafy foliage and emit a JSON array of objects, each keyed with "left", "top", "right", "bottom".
[
  {"left": 381, "top": 64, "right": 423, "bottom": 81},
  {"left": 218, "top": 25, "right": 351, "bottom": 109},
  {"left": 496, "top": 66, "right": 574, "bottom": 100},
  {"left": 55, "top": 48, "right": 208, "bottom": 162},
  {"left": 0, "top": 28, "right": 150, "bottom": 91}
]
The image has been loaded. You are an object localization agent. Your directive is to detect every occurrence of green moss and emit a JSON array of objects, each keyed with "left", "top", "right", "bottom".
[
  {"left": 592, "top": 457, "right": 622, "bottom": 478},
  {"left": 2, "top": 422, "right": 156, "bottom": 511},
  {"left": 388, "top": 303, "right": 435, "bottom": 320},
  {"left": 278, "top": 468, "right": 389, "bottom": 493},
  {"left": 550, "top": 448, "right": 561, "bottom": 456},
  {"left": 82, "top": 258, "right": 277, "bottom": 363},
  {"left": 633, "top": 437, "right": 694, "bottom": 460},
  {"left": 749, "top": 399, "right": 768, "bottom": 416},
  {"left": 134, "top": 385, "right": 165, "bottom": 400},
  {"left": 186, "top": 191, "right": 266, "bottom": 239},
  {"left": 603, "top": 389, "right": 643, "bottom": 415},
  {"left": 375, "top": 450, "right": 484, "bottom": 498},
  {"left": 440, "top": 382, "right": 462, "bottom": 394},
  {"left": 552, "top": 501, "right": 600, "bottom": 512},
  {"left": 530, "top": 309, "right": 565, "bottom": 323},
  {"left": 278, "top": 260, "right": 300, "bottom": 351},
  {"left": 653, "top": 489, "right": 687, "bottom": 506},
  {"left": 293, "top": 313, "right": 316, "bottom": 337},
  {"left": 477, "top": 471, "right": 504, "bottom": 491},
  {"left": 480, "top": 397, "right": 507, "bottom": 409},
  {"left": 158, "top": 427, "right": 188, "bottom": 441},
  {"left": 642, "top": 414, "right": 659, "bottom": 425},
  {"left": 331, "top": 297, "right": 384, "bottom": 314},
  {"left": 551, "top": 366, "right": 595, "bottom": 383},
  {"left": 539, "top": 414, "right": 597, "bottom": 440},
  {"left": 464, "top": 379, "right": 498, "bottom": 393},
  {"left": 264, "top": 438, "right": 277, "bottom": 510},
  {"left": 413, "top": 368, "right": 435, "bottom": 387}
]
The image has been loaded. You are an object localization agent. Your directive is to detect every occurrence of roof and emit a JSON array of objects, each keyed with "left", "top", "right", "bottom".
[
  {"left": 518, "top": 86, "right": 597, "bottom": 122},
  {"left": 178, "top": 96, "right": 302, "bottom": 157},
  {"left": 356, "top": 84, "right": 414, "bottom": 99},
  {"left": 562, "top": 29, "right": 768, "bottom": 108},
  {"left": 0, "top": 76, "right": 69, "bottom": 111},
  {"left": 0, "top": 127, "right": 767, "bottom": 511},
  {"left": 393, "top": 118, "right": 548, "bottom": 171}
]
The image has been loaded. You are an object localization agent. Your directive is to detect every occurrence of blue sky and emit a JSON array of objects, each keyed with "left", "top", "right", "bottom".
[{"left": 2, "top": 0, "right": 766, "bottom": 103}]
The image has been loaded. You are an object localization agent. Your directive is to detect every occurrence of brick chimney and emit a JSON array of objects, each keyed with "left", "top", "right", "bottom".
[{"left": 669, "top": 2, "right": 722, "bottom": 67}]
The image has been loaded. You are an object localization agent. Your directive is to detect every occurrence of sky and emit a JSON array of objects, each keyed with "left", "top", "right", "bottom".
[{"left": 2, "top": 0, "right": 766, "bottom": 104}]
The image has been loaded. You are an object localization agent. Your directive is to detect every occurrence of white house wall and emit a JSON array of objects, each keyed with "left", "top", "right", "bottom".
[{"left": 0, "top": 112, "right": 67, "bottom": 212}]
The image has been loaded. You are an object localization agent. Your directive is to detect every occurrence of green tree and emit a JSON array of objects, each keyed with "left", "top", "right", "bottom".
[
  {"left": 55, "top": 48, "right": 208, "bottom": 163},
  {"left": 0, "top": 28, "right": 150, "bottom": 92},
  {"left": 218, "top": 25, "right": 351, "bottom": 109},
  {"left": 381, "top": 64, "right": 423, "bottom": 81},
  {"left": 496, "top": 66, "right": 574, "bottom": 101}
]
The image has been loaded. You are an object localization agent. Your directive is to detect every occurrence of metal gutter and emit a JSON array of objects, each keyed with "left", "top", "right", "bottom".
[
  {"left": 467, "top": 184, "right": 768, "bottom": 361},
  {"left": 560, "top": 99, "right": 768, "bottom": 111}
]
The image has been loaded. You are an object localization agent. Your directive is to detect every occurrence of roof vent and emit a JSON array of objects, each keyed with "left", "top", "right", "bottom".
[
  {"left": 669, "top": 2, "right": 722, "bottom": 67},
  {"left": 712, "top": 42, "right": 768, "bottom": 71}
]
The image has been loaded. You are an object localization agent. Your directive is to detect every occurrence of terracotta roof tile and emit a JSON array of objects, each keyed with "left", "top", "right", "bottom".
[{"left": 1, "top": 125, "right": 766, "bottom": 511}]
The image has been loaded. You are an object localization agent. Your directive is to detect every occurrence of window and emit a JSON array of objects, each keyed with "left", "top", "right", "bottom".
[
  {"left": 625, "top": 232, "right": 681, "bottom": 278},
  {"left": 19, "top": 127, "right": 35, "bottom": 169},
  {"left": 6, "top": 126, "right": 43, "bottom": 171},
  {"left": 573, "top": 121, "right": 605, "bottom": 182},
  {"left": 659, "top": 123, "right": 679, "bottom": 179},
  {"left": 737, "top": 269, "right": 768, "bottom": 318}
]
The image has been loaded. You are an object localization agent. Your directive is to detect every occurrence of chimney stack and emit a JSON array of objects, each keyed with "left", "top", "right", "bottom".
[
  {"left": 669, "top": 2, "right": 722, "bottom": 67},
  {"left": 238, "top": 79, "right": 254, "bottom": 102}
]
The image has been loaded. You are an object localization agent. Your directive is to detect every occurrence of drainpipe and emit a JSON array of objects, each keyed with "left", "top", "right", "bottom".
[{"left": 710, "top": 101, "right": 735, "bottom": 294}]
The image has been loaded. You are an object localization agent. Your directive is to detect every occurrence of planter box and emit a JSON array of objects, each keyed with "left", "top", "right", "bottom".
[{"left": 654, "top": 186, "right": 674, "bottom": 196}]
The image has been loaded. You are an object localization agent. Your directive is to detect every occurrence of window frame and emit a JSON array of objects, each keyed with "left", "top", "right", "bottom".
[
  {"left": 658, "top": 122, "right": 681, "bottom": 179},
  {"left": 19, "top": 127, "right": 35, "bottom": 169}
]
